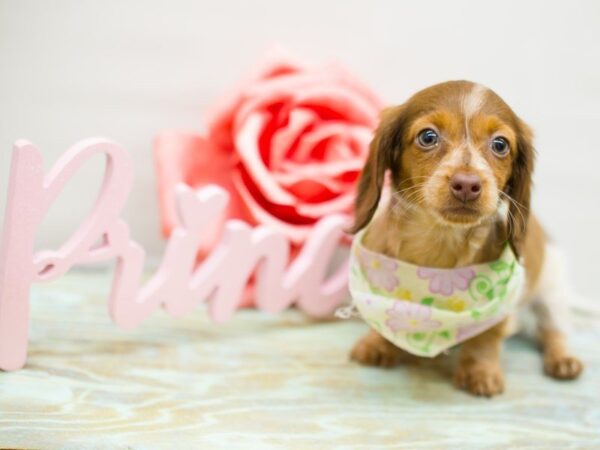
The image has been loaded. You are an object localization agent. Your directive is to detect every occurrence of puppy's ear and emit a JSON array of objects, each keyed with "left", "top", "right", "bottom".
[
  {"left": 348, "top": 105, "right": 406, "bottom": 234},
  {"left": 506, "top": 119, "right": 535, "bottom": 256}
]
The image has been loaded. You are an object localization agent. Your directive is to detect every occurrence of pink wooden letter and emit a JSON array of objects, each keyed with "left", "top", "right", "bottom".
[{"left": 0, "top": 139, "right": 138, "bottom": 370}]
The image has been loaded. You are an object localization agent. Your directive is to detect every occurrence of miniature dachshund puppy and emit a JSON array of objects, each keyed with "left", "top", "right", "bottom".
[{"left": 349, "top": 80, "right": 583, "bottom": 397}]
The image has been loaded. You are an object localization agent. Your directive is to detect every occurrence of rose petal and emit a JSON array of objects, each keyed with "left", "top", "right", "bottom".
[
  {"left": 292, "top": 122, "right": 372, "bottom": 162},
  {"left": 232, "top": 171, "right": 312, "bottom": 244},
  {"left": 294, "top": 85, "right": 380, "bottom": 126},
  {"left": 274, "top": 173, "right": 344, "bottom": 198},
  {"left": 328, "top": 140, "right": 354, "bottom": 160},
  {"left": 287, "top": 179, "right": 338, "bottom": 202},
  {"left": 296, "top": 192, "right": 355, "bottom": 219},
  {"left": 270, "top": 108, "right": 318, "bottom": 170},
  {"left": 345, "top": 126, "right": 373, "bottom": 157},
  {"left": 279, "top": 159, "right": 364, "bottom": 180},
  {"left": 273, "top": 158, "right": 363, "bottom": 205},
  {"left": 235, "top": 112, "right": 297, "bottom": 206}
]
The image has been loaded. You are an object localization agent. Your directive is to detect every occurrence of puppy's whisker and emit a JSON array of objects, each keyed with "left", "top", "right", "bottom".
[
  {"left": 505, "top": 206, "right": 516, "bottom": 240},
  {"left": 500, "top": 190, "right": 528, "bottom": 211},
  {"left": 390, "top": 191, "right": 424, "bottom": 215},
  {"left": 499, "top": 195, "right": 522, "bottom": 243},
  {"left": 498, "top": 190, "right": 527, "bottom": 232},
  {"left": 398, "top": 176, "right": 431, "bottom": 183},
  {"left": 392, "top": 183, "right": 428, "bottom": 198},
  {"left": 393, "top": 189, "right": 424, "bottom": 202},
  {"left": 394, "top": 186, "right": 426, "bottom": 202},
  {"left": 404, "top": 191, "right": 426, "bottom": 205},
  {"left": 498, "top": 190, "right": 526, "bottom": 215}
]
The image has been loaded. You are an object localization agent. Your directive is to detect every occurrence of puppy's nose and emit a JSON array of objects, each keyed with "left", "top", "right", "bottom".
[{"left": 450, "top": 173, "right": 482, "bottom": 202}]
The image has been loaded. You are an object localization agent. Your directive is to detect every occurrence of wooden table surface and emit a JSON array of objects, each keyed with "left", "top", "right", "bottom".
[{"left": 1, "top": 269, "right": 599, "bottom": 449}]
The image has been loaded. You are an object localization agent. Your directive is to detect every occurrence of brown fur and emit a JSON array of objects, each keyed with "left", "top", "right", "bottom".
[{"left": 349, "top": 81, "right": 582, "bottom": 396}]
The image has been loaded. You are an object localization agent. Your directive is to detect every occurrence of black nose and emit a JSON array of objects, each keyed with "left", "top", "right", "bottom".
[{"left": 450, "top": 173, "right": 482, "bottom": 202}]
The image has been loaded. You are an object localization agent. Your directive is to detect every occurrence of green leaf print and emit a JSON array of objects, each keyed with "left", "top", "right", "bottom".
[
  {"left": 439, "top": 330, "right": 451, "bottom": 340},
  {"left": 469, "top": 274, "right": 493, "bottom": 303},
  {"left": 420, "top": 297, "right": 435, "bottom": 306},
  {"left": 471, "top": 309, "right": 482, "bottom": 319},
  {"left": 490, "top": 260, "right": 509, "bottom": 272},
  {"left": 407, "top": 331, "right": 434, "bottom": 353}
]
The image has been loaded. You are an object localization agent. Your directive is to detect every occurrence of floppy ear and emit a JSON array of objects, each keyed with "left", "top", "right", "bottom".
[
  {"left": 506, "top": 119, "right": 535, "bottom": 256},
  {"left": 348, "top": 106, "right": 405, "bottom": 234}
]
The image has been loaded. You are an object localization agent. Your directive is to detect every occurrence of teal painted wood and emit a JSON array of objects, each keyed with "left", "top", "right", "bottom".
[{"left": 0, "top": 270, "right": 598, "bottom": 449}]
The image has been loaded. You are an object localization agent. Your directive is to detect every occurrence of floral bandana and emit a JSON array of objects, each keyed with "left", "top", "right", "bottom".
[{"left": 348, "top": 230, "right": 525, "bottom": 358}]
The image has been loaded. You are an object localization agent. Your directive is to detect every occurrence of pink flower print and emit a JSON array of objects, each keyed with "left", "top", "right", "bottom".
[
  {"left": 385, "top": 302, "right": 442, "bottom": 332},
  {"left": 359, "top": 251, "right": 399, "bottom": 292},
  {"left": 417, "top": 267, "right": 476, "bottom": 296}
]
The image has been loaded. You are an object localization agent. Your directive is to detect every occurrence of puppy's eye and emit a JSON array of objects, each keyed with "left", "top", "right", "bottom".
[
  {"left": 490, "top": 137, "right": 510, "bottom": 156},
  {"left": 417, "top": 129, "right": 439, "bottom": 149}
]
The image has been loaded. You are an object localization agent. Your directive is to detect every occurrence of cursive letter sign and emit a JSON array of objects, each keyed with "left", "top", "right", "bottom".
[{"left": 0, "top": 139, "right": 350, "bottom": 371}]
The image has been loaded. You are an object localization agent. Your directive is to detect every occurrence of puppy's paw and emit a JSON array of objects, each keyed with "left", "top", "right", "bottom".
[
  {"left": 544, "top": 355, "right": 583, "bottom": 380},
  {"left": 454, "top": 362, "right": 505, "bottom": 397},
  {"left": 350, "top": 334, "right": 403, "bottom": 368}
]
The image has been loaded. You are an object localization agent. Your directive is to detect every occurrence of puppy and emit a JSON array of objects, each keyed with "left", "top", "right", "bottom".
[{"left": 349, "top": 80, "right": 583, "bottom": 397}]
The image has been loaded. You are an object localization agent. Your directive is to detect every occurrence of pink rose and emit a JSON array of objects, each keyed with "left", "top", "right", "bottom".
[{"left": 154, "top": 49, "right": 383, "bottom": 246}]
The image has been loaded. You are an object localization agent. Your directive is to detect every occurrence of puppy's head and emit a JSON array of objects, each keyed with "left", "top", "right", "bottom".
[{"left": 351, "top": 80, "right": 535, "bottom": 252}]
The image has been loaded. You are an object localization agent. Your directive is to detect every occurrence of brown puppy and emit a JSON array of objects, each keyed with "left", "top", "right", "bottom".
[{"left": 349, "top": 80, "right": 583, "bottom": 397}]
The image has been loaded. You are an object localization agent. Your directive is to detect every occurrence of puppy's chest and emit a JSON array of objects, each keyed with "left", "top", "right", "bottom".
[
  {"left": 366, "top": 216, "right": 499, "bottom": 269},
  {"left": 390, "top": 235, "right": 470, "bottom": 268}
]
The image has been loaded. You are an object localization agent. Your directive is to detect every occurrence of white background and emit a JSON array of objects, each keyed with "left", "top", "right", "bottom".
[{"left": 1, "top": 0, "right": 599, "bottom": 295}]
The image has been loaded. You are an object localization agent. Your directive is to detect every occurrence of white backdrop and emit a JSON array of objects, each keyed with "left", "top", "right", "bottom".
[{"left": 1, "top": 0, "right": 599, "bottom": 296}]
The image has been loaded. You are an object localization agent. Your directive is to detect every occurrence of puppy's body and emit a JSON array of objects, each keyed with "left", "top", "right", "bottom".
[{"left": 350, "top": 81, "right": 582, "bottom": 396}]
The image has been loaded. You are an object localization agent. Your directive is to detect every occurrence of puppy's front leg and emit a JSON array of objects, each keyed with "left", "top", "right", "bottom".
[
  {"left": 454, "top": 319, "right": 508, "bottom": 397},
  {"left": 538, "top": 327, "right": 583, "bottom": 379},
  {"left": 532, "top": 289, "right": 584, "bottom": 379},
  {"left": 530, "top": 244, "right": 584, "bottom": 380},
  {"left": 350, "top": 330, "right": 408, "bottom": 368}
]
